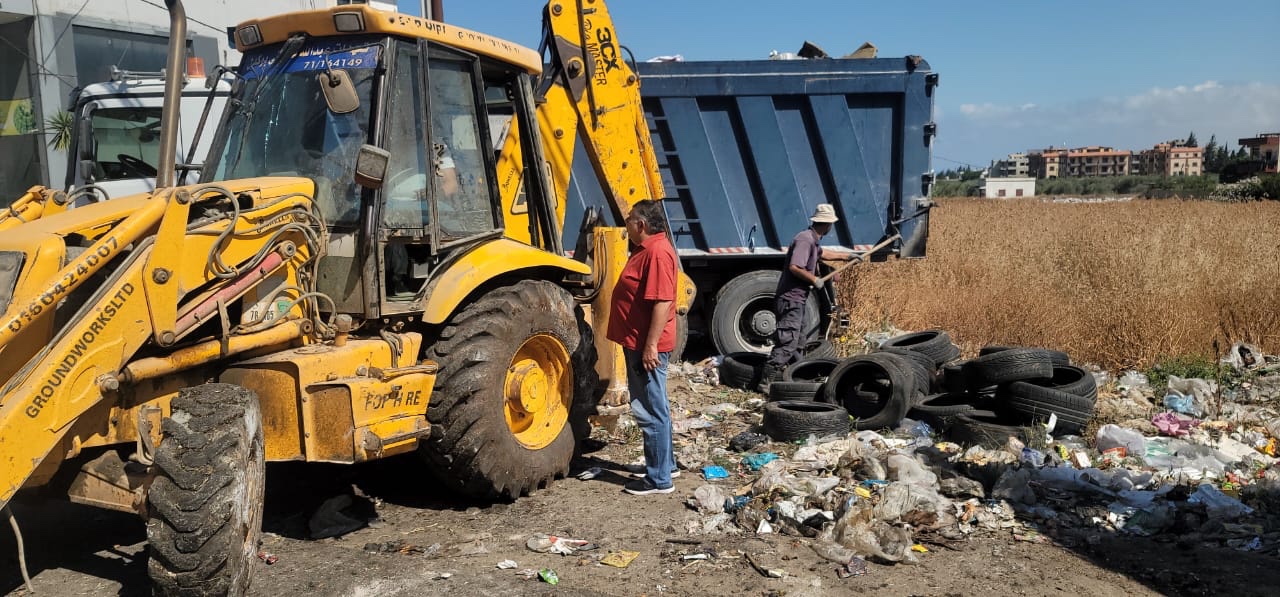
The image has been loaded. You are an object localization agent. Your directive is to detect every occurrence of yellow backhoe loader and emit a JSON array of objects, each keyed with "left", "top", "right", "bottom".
[{"left": 0, "top": 0, "right": 688, "bottom": 594}]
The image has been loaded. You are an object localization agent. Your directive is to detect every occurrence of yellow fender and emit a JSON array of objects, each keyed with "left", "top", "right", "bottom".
[{"left": 420, "top": 238, "right": 590, "bottom": 325}]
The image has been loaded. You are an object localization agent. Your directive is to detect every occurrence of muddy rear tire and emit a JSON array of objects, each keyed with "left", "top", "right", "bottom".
[
  {"left": 421, "top": 280, "right": 594, "bottom": 499},
  {"left": 146, "top": 383, "right": 265, "bottom": 597}
]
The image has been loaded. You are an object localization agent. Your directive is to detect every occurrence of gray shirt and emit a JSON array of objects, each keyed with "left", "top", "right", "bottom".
[{"left": 775, "top": 227, "right": 821, "bottom": 302}]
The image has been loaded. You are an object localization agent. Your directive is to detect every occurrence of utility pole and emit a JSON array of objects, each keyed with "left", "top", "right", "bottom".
[{"left": 422, "top": 0, "right": 443, "bottom": 20}]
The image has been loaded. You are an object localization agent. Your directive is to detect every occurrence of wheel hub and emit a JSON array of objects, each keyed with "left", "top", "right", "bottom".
[
  {"left": 506, "top": 361, "right": 550, "bottom": 415},
  {"left": 503, "top": 334, "right": 571, "bottom": 449},
  {"left": 750, "top": 309, "right": 777, "bottom": 337}
]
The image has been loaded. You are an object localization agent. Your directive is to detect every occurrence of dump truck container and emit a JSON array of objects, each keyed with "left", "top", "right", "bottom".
[{"left": 565, "top": 55, "right": 937, "bottom": 356}]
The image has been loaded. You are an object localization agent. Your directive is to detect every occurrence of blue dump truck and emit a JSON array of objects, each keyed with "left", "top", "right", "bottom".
[{"left": 566, "top": 55, "right": 937, "bottom": 357}]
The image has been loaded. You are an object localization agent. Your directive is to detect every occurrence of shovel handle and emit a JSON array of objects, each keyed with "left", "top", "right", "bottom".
[{"left": 817, "top": 234, "right": 900, "bottom": 283}]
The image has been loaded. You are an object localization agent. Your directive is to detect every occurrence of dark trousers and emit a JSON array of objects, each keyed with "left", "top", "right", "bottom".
[{"left": 766, "top": 295, "right": 806, "bottom": 371}]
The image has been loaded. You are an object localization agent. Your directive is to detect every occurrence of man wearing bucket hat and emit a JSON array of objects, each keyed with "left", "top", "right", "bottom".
[{"left": 757, "top": 203, "right": 856, "bottom": 392}]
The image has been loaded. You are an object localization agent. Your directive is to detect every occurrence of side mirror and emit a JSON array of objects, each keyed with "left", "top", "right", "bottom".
[
  {"left": 77, "top": 116, "right": 94, "bottom": 160},
  {"left": 79, "top": 159, "right": 97, "bottom": 183},
  {"left": 317, "top": 70, "right": 360, "bottom": 115},
  {"left": 354, "top": 144, "right": 389, "bottom": 190}
]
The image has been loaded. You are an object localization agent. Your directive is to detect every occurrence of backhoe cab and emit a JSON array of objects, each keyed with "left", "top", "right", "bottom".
[{"left": 0, "top": 1, "right": 669, "bottom": 594}]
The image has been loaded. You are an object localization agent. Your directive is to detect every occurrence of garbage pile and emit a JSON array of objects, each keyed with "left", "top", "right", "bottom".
[{"left": 653, "top": 332, "right": 1280, "bottom": 573}]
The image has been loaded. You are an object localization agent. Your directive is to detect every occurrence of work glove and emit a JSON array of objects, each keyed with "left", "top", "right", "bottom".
[{"left": 812, "top": 277, "right": 825, "bottom": 290}]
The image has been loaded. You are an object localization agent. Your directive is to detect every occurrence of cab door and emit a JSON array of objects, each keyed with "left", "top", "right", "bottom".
[{"left": 377, "top": 41, "right": 502, "bottom": 315}]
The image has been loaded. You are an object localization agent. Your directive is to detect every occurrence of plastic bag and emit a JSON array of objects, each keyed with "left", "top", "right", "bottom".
[
  {"left": 1096, "top": 424, "right": 1146, "bottom": 457},
  {"left": 1117, "top": 370, "right": 1152, "bottom": 394},
  {"left": 1188, "top": 484, "right": 1254, "bottom": 520},
  {"left": 886, "top": 454, "right": 937, "bottom": 487},
  {"left": 1164, "top": 375, "right": 1215, "bottom": 417}
]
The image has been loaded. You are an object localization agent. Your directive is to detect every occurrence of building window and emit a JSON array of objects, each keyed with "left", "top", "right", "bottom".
[
  {"left": 998, "top": 189, "right": 1006, "bottom": 197},
  {"left": 1015, "top": 188, "right": 1024, "bottom": 197},
  {"left": 73, "top": 26, "right": 188, "bottom": 87}
]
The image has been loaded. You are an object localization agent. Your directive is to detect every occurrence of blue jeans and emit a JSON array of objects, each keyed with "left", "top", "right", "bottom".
[{"left": 624, "top": 347, "right": 675, "bottom": 488}]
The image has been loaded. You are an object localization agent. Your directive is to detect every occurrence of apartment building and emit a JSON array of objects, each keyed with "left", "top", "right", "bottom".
[
  {"left": 990, "top": 152, "right": 1030, "bottom": 177},
  {"left": 1137, "top": 141, "right": 1204, "bottom": 176},
  {"left": 1028, "top": 149, "right": 1064, "bottom": 179},
  {"left": 1063, "top": 146, "right": 1132, "bottom": 177},
  {"left": 1239, "top": 133, "right": 1279, "bottom": 174}
]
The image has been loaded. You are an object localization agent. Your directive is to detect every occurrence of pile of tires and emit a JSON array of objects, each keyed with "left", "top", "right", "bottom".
[
  {"left": 913, "top": 344, "right": 1097, "bottom": 446},
  {"left": 727, "top": 330, "right": 1097, "bottom": 447}
]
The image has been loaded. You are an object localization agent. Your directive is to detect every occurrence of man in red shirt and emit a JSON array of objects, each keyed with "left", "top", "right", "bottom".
[{"left": 607, "top": 199, "right": 679, "bottom": 495}]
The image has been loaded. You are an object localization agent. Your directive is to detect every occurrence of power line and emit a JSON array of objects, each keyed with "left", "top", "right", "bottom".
[
  {"left": 934, "top": 154, "right": 979, "bottom": 169},
  {"left": 134, "top": 0, "right": 228, "bottom": 36}
]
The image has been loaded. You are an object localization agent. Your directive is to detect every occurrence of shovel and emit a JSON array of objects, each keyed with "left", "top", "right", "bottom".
[{"left": 817, "top": 233, "right": 900, "bottom": 284}]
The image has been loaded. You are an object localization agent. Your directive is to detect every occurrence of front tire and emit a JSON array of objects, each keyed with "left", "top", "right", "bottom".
[
  {"left": 421, "top": 280, "right": 595, "bottom": 499},
  {"left": 147, "top": 383, "right": 265, "bottom": 597}
]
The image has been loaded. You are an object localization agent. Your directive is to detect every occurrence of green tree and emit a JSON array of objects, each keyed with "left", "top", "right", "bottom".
[
  {"left": 1186, "top": 131, "right": 1198, "bottom": 147},
  {"left": 1203, "top": 135, "right": 1218, "bottom": 172}
]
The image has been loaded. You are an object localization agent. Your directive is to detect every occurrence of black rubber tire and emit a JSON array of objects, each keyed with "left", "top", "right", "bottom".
[
  {"left": 147, "top": 383, "right": 264, "bottom": 597},
  {"left": 719, "top": 352, "right": 767, "bottom": 390},
  {"left": 711, "top": 270, "right": 820, "bottom": 355},
  {"left": 568, "top": 305, "right": 602, "bottom": 447},
  {"left": 877, "top": 330, "right": 958, "bottom": 365},
  {"left": 762, "top": 400, "right": 850, "bottom": 442},
  {"left": 824, "top": 353, "right": 916, "bottom": 430},
  {"left": 963, "top": 348, "right": 1054, "bottom": 386},
  {"left": 980, "top": 345, "right": 1070, "bottom": 365},
  {"left": 939, "top": 362, "right": 971, "bottom": 394},
  {"left": 671, "top": 312, "right": 689, "bottom": 364},
  {"left": 880, "top": 348, "right": 939, "bottom": 394},
  {"left": 422, "top": 280, "right": 592, "bottom": 499},
  {"left": 801, "top": 338, "right": 838, "bottom": 361},
  {"left": 782, "top": 358, "right": 839, "bottom": 382},
  {"left": 768, "top": 380, "right": 825, "bottom": 402},
  {"left": 910, "top": 392, "right": 979, "bottom": 417},
  {"left": 1000, "top": 365, "right": 1098, "bottom": 434},
  {"left": 948, "top": 409, "right": 1029, "bottom": 448}
]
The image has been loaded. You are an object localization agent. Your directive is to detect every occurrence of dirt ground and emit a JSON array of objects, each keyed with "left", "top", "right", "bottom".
[{"left": 3, "top": 372, "right": 1278, "bottom": 597}]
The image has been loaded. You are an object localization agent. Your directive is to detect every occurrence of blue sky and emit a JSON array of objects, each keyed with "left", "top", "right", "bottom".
[{"left": 398, "top": 0, "right": 1280, "bottom": 170}]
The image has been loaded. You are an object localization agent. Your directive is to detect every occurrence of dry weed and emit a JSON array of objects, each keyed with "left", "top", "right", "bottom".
[{"left": 837, "top": 198, "right": 1280, "bottom": 370}]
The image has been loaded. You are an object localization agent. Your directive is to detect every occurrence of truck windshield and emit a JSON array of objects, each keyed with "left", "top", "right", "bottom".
[
  {"left": 87, "top": 107, "right": 162, "bottom": 180},
  {"left": 205, "top": 36, "right": 383, "bottom": 226}
]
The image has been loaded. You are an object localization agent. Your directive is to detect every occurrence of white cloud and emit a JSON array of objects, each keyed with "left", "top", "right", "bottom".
[{"left": 936, "top": 81, "right": 1280, "bottom": 166}]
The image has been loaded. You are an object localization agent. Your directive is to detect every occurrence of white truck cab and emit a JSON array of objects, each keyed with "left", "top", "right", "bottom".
[{"left": 65, "top": 66, "right": 231, "bottom": 204}]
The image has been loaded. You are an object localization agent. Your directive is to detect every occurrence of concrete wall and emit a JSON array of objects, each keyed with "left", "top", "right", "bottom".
[{"left": 982, "top": 177, "right": 1036, "bottom": 199}]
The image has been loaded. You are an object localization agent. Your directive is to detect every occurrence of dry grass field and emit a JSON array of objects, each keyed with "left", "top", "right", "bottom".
[{"left": 837, "top": 198, "right": 1280, "bottom": 370}]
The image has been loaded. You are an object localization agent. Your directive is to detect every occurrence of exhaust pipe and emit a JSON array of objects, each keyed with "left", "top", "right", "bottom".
[{"left": 156, "top": 0, "right": 187, "bottom": 189}]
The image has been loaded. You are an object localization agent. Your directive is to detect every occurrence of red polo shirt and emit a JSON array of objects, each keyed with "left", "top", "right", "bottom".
[{"left": 607, "top": 233, "right": 678, "bottom": 352}]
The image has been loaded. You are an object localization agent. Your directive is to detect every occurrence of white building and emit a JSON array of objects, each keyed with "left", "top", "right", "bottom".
[
  {"left": 979, "top": 177, "right": 1036, "bottom": 199},
  {"left": 0, "top": 0, "right": 349, "bottom": 199}
]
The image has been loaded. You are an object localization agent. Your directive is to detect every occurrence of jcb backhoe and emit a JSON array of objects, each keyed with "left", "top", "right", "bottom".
[{"left": 0, "top": 0, "right": 684, "bottom": 594}]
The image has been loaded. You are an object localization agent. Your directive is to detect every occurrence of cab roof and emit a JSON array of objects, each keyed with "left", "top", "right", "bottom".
[{"left": 233, "top": 5, "right": 542, "bottom": 75}]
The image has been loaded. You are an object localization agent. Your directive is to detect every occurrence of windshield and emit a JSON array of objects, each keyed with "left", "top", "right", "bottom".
[
  {"left": 87, "top": 107, "right": 161, "bottom": 180},
  {"left": 204, "top": 36, "right": 383, "bottom": 226}
]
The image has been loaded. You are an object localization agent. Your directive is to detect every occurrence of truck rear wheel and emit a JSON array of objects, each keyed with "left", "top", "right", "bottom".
[
  {"left": 422, "top": 280, "right": 595, "bottom": 499},
  {"left": 711, "top": 270, "right": 820, "bottom": 355},
  {"left": 146, "top": 383, "right": 264, "bottom": 597}
]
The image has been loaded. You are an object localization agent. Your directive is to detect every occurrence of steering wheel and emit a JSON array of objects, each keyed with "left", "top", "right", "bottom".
[{"left": 117, "top": 154, "right": 157, "bottom": 177}]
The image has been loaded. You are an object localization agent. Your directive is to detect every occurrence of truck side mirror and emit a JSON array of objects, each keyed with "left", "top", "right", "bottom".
[
  {"left": 77, "top": 116, "right": 94, "bottom": 160},
  {"left": 79, "top": 159, "right": 97, "bottom": 184},
  {"left": 354, "top": 144, "right": 389, "bottom": 190},
  {"left": 317, "top": 70, "right": 360, "bottom": 115}
]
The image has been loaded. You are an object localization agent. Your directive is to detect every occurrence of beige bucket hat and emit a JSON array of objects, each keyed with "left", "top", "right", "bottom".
[{"left": 810, "top": 203, "right": 839, "bottom": 223}]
